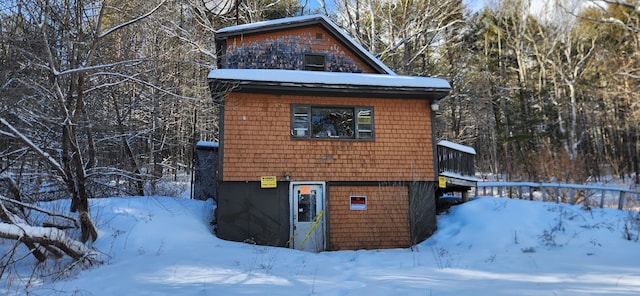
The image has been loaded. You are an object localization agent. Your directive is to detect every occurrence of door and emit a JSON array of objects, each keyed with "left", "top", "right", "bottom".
[{"left": 290, "top": 182, "right": 325, "bottom": 252}]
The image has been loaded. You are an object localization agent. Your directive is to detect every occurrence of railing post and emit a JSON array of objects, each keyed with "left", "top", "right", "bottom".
[
  {"left": 618, "top": 191, "right": 625, "bottom": 210},
  {"left": 474, "top": 182, "right": 635, "bottom": 211},
  {"left": 518, "top": 186, "right": 523, "bottom": 199},
  {"left": 585, "top": 189, "right": 590, "bottom": 207},
  {"left": 569, "top": 189, "right": 575, "bottom": 205}
]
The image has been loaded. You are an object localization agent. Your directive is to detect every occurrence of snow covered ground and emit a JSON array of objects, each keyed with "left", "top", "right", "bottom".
[{"left": 3, "top": 194, "right": 640, "bottom": 295}]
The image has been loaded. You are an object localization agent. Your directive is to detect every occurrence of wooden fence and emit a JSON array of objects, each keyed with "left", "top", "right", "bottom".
[{"left": 472, "top": 182, "right": 640, "bottom": 210}]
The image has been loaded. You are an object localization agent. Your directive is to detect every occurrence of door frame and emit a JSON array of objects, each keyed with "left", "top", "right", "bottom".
[{"left": 289, "top": 181, "right": 326, "bottom": 251}]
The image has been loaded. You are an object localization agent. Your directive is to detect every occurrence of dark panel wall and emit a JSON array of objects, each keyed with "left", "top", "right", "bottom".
[
  {"left": 216, "top": 181, "right": 291, "bottom": 246},
  {"left": 193, "top": 145, "right": 218, "bottom": 201},
  {"left": 409, "top": 181, "right": 438, "bottom": 245}
]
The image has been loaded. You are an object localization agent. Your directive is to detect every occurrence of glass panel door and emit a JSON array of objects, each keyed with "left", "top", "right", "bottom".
[{"left": 291, "top": 183, "right": 325, "bottom": 252}]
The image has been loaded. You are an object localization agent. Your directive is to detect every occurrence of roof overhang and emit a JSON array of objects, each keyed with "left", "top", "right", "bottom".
[{"left": 208, "top": 69, "right": 451, "bottom": 100}]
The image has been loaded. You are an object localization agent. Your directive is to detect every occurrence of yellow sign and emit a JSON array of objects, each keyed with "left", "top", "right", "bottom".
[
  {"left": 260, "top": 176, "right": 277, "bottom": 188},
  {"left": 438, "top": 176, "right": 447, "bottom": 189}
]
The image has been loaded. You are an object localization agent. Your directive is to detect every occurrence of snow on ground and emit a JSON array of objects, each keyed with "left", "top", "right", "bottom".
[{"left": 3, "top": 195, "right": 640, "bottom": 295}]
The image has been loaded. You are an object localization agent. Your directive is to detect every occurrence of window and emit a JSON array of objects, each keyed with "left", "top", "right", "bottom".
[
  {"left": 291, "top": 105, "right": 374, "bottom": 140},
  {"left": 304, "top": 54, "right": 325, "bottom": 71}
]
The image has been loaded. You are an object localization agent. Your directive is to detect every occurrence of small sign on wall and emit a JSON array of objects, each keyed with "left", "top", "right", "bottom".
[
  {"left": 260, "top": 176, "right": 277, "bottom": 188},
  {"left": 350, "top": 196, "right": 367, "bottom": 210},
  {"left": 438, "top": 176, "right": 447, "bottom": 189}
]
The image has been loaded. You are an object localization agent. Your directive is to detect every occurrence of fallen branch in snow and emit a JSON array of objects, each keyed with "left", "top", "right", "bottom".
[
  {"left": 0, "top": 221, "right": 94, "bottom": 262},
  {"left": 0, "top": 202, "right": 47, "bottom": 262},
  {"left": 0, "top": 194, "right": 92, "bottom": 264}
]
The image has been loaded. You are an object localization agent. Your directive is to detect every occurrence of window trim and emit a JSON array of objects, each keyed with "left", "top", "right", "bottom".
[{"left": 291, "top": 104, "right": 375, "bottom": 140}]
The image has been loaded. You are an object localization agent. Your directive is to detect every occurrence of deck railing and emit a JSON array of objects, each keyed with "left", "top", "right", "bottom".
[
  {"left": 473, "top": 182, "right": 640, "bottom": 210},
  {"left": 437, "top": 141, "right": 475, "bottom": 179}
]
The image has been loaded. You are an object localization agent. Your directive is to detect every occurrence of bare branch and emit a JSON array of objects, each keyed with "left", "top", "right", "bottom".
[
  {"left": 616, "top": 72, "right": 640, "bottom": 79},
  {"left": 49, "top": 59, "right": 149, "bottom": 77},
  {"left": 0, "top": 196, "right": 79, "bottom": 228},
  {"left": 98, "top": 1, "right": 167, "bottom": 39},
  {"left": 597, "top": 0, "right": 639, "bottom": 11},
  {"left": 92, "top": 72, "right": 203, "bottom": 101},
  {"left": 0, "top": 118, "right": 67, "bottom": 180}
]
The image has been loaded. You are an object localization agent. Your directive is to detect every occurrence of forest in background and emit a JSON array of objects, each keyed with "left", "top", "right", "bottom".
[
  {"left": 330, "top": 0, "right": 640, "bottom": 185},
  {"left": 1, "top": 0, "right": 639, "bottom": 206},
  {"left": 0, "top": 0, "right": 638, "bottom": 277}
]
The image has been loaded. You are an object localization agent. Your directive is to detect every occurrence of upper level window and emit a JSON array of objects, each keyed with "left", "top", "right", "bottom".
[
  {"left": 291, "top": 105, "right": 374, "bottom": 140},
  {"left": 304, "top": 54, "right": 325, "bottom": 71}
]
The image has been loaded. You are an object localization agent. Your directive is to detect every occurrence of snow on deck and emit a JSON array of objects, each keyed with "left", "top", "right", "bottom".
[
  {"left": 438, "top": 140, "right": 476, "bottom": 155},
  {"left": 440, "top": 171, "right": 479, "bottom": 182}
]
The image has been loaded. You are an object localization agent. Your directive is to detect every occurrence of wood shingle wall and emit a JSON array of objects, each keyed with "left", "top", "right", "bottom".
[
  {"left": 221, "top": 93, "right": 435, "bottom": 182},
  {"left": 328, "top": 185, "right": 410, "bottom": 250},
  {"left": 223, "top": 25, "right": 377, "bottom": 73}
]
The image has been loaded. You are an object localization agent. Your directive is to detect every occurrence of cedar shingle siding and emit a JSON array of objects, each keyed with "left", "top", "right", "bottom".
[
  {"left": 328, "top": 186, "right": 410, "bottom": 250},
  {"left": 223, "top": 25, "right": 377, "bottom": 73},
  {"left": 222, "top": 93, "right": 434, "bottom": 182}
]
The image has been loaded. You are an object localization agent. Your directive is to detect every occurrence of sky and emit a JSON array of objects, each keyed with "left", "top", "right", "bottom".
[
  {"left": 2, "top": 189, "right": 639, "bottom": 295},
  {"left": 307, "top": 0, "right": 557, "bottom": 19},
  {"left": 465, "top": 0, "right": 551, "bottom": 15}
]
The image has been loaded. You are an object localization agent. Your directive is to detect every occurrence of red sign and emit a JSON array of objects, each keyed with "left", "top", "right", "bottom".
[{"left": 350, "top": 196, "right": 367, "bottom": 210}]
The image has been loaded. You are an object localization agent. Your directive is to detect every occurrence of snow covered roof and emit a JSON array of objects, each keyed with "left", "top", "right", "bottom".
[
  {"left": 208, "top": 69, "right": 450, "bottom": 100},
  {"left": 215, "top": 14, "right": 396, "bottom": 75},
  {"left": 437, "top": 140, "right": 476, "bottom": 155}
]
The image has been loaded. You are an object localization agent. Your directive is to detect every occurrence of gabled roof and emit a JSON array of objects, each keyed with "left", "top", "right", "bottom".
[
  {"left": 208, "top": 69, "right": 450, "bottom": 101},
  {"left": 215, "top": 14, "right": 396, "bottom": 75}
]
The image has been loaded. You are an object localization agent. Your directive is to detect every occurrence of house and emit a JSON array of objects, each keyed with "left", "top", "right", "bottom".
[{"left": 208, "top": 15, "right": 451, "bottom": 251}]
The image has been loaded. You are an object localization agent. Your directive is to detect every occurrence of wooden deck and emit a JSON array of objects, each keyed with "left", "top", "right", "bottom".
[{"left": 436, "top": 140, "right": 478, "bottom": 201}]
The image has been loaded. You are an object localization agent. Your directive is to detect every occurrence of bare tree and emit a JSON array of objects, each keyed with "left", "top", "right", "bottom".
[
  {"left": 0, "top": 0, "right": 170, "bottom": 251},
  {"left": 332, "top": 0, "right": 465, "bottom": 76}
]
